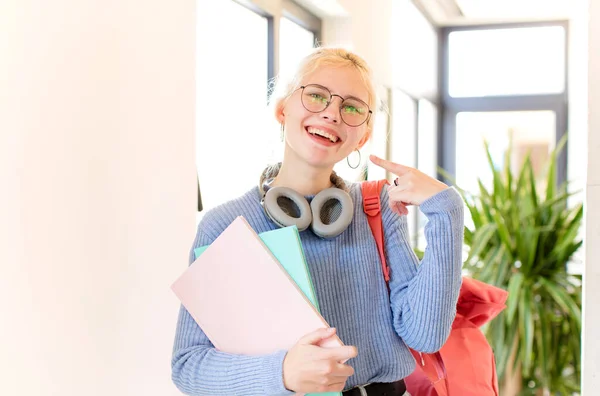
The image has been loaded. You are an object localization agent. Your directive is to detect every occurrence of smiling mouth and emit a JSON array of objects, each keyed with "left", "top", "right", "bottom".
[{"left": 305, "top": 126, "right": 341, "bottom": 143}]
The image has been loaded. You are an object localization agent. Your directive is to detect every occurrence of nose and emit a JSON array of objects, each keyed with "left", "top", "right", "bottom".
[{"left": 319, "top": 96, "right": 342, "bottom": 124}]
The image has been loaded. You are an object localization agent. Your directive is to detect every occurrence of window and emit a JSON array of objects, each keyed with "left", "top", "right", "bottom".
[
  {"left": 278, "top": 17, "right": 315, "bottom": 81},
  {"left": 417, "top": 100, "right": 438, "bottom": 180},
  {"left": 392, "top": 0, "right": 439, "bottom": 100},
  {"left": 455, "top": 111, "right": 556, "bottom": 195},
  {"left": 196, "top": 1, "right": 270, "bottom": 211},
  {"left": 416, "top": 99, "right": 438, "bottom": 251},
  {"left": 366, "top": 88, "right": 391, "bottom": 182},
  {"left": 441, "top": 22, "right": 569, "bottom": 195},
  {"left": 389, "top": 89, "right": 418, "bottom": 246},
  {"left": 448, "top": 26, "right": 566, "bottom": 97},
  {"left": 389, "top": 90, "right": 417, "bottom": 170}
]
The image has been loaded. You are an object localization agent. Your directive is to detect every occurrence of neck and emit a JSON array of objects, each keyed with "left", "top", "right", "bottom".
[
  {"left": 260, "top": 146, "right": 347, "bottom": 196},
  {"left": 272, "top": 161, "right": 333, "bottom": 196}
]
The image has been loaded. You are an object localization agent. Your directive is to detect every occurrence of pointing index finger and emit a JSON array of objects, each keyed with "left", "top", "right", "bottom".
[{"left": 369, "top": 154, "right": 410, "bottom": 176}]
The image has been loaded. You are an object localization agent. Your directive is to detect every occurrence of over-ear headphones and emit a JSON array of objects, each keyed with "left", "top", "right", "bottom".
[{"left": 259, "top": 165, "right": 354, "bottom": 239}]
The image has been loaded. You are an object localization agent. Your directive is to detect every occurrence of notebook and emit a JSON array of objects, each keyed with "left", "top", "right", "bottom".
[
  {"left": 194, "top": 225, "right": 320, "bottom": 311},
  {"left": 190, "top": 222, "right": 343, "bottom": 396},
  {"left": 171, "top": 216, "right": 343, "bottom": 357}
]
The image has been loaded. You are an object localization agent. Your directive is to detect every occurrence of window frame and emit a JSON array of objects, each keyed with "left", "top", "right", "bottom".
[
  {"left": 281, "top": 0, "right": 322, "bottom": 41},
  {"left": 439, "top": 20, "right": 570, "bottom": 187},
  {"left": 231, "top": 0, "right": 321, "bottom": 82}
]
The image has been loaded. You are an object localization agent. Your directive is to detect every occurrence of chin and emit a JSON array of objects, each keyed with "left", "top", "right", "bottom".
[
  {"left": 301, "top": 153, "right": 340, "bottom": 169},
  {"left": 286, "top": 136, "right": 345, "bottom": 168}
]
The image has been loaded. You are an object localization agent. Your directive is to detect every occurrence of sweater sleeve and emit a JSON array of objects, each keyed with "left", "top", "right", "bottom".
[
  {"left": 171, "top": 224, "right": 294, "bottom": 396},
  {"left": 381, "top": 186, "right": 464, "bottom": 353}
]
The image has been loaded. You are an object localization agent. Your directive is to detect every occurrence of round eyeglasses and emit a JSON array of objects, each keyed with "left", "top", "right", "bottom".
[{"left": 297, "top": 84, "right": 372, "bottom": 127}]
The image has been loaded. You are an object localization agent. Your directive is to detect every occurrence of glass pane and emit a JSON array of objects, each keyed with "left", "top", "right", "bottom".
[
  {"left": 197, "top": 1, "right": 269, "bottom": 212},
  {"left": 366, "top": 89, "right": 390, "bottom": 182},
  {"left": 417, "top": 100, "right": 438, "bottom": 179},
  {"left": 416, "top": 99, "right": 438, "bottom": 251},
  {"left": 392, "top": 0, "right": 439, "bottom": 99},
  {"left": 455, "top": 110, "right": 556, "bottom": 203},
  {"left": 448, "top": 26, "right": 566, "bottom": 97},
  {"left": 279, "top": 17, "right": 315, "bottom": 81},
  {"left": 389, "top": 90, "right": 417, "bottom": 169},
  {"left": 389, "top": 89, "right": 418, "bottom": 246}
]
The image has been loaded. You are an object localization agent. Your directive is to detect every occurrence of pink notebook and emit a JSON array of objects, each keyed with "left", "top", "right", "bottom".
[{"left": 171, "top": 216, "right": 343, "bottom": 356}]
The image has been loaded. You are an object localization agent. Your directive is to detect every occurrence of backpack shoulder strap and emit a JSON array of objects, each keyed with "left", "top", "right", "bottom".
[
  {"left": 361, "top": 180, "right": 390, "bottom": 282},
  {"left": 361, "top": 179, "right": 451, "bottom": 395}
]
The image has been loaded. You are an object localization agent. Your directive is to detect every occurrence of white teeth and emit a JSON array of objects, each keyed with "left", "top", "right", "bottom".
[{"left": 307, "top": 127, "right": 339, "bottom": 143}]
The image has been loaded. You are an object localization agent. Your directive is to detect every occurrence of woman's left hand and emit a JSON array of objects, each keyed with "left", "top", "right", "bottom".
[{"left": 369, "top": 154, "right": 448, "bottom": 216}]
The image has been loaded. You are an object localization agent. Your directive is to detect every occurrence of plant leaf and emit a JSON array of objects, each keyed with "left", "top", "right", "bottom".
[
  {"left": 494, "top": 248, "right": 512, "bottom": 287},
  {"left": 466, "top": 222, "right": 497, "bottom": 263},
  {"left": 519, "top": 285, "right": 534, "bottom": 375},
  {"left": 504, "top": 132, "right": 514, "bottom": 201},
  {"left": 545, "top": 134, "right": 568, "bottom": 202},
  {"left": 484, "top": 140, "right": 506, "bottom": 202},
  {"left": 525, "top": 157, "right": 539, "bottom": 211},
  {"left": 491, "top": 208, "right": 514, "bottom": 256},
  {"left": 506, "top": 272, "right": 524, "bottom": 325},
  {"left": 535, "top": 298, "right": 550, "bottom": 387},
  {"left": 540, "top": 278, "right": 582, "bottom": 328},
  {"left": 467, "top": 199, "right": 486, "bottom": 228}
]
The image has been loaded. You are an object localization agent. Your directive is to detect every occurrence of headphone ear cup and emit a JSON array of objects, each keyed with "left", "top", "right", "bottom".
[
  {"left": 310, "top": 188, "right": 354, "bottom": 239},
  {"left": 262, "top": 186, "right": 312, "bottom": 231}
]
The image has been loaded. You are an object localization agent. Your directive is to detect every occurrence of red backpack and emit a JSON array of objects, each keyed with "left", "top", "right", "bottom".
[{"left": 361, "top": 180, "right": 508, "bottom": 396}]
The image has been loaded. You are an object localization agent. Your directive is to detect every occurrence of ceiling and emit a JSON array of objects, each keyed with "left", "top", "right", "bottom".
[
  {"left": 414, "top": 0, "right": 577, "bottom": 26},
  {"left": 456, "top": 0, "right": 574, "bottom": 19},
  {"left": 291, "top": 0, "right": 578, "bottom": 26},
  {"left": 292, "top": 0, "right": 348, "bottom": 18}
]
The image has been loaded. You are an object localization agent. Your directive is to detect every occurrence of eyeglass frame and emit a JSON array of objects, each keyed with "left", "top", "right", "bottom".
[{"left": 294, "top": 84, "right": 373, "bottom": 127}]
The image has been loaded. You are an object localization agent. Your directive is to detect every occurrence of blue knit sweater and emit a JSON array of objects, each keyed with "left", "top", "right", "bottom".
[{"left": 171, "top": 182, "right": 464, "bottom": 395}]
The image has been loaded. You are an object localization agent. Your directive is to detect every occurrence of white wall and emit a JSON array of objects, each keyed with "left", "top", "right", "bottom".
[
  {"left": 568, "top": 2, "right": 589, "bottom": 199},
  {"left": 583, "top": 0, "right": 600, "bottom": 392},
  {"left": 323, "top": 0, "right": 394, "bottom": 88},
  {"left": 0, "top": 1, "right": 195, "bottom": 395}
]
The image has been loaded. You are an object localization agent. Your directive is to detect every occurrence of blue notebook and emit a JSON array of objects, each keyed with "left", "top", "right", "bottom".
[{"left": 194, "top": 225, "right": 341, "bottom": 396}]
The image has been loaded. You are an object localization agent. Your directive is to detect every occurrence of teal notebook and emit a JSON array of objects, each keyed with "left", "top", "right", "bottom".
[{"left": 194, "top": 225, "right": 341, "bottom": 396}]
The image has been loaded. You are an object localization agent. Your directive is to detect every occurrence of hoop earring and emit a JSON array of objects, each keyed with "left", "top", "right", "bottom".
[{"left": 347, "top": 149, "right": 361, "bottom": 169}]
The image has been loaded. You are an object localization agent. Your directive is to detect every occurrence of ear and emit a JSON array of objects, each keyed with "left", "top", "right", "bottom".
[
  {"left": 274, "top": 99, "right": 285, "bottom": 124},
  {"left": 356, "top": 128, "right": 372, "bottom": 150}
]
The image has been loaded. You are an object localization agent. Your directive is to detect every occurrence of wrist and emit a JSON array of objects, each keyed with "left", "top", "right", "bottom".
[{"left": 282, "top": 352, "right": 293, "bottom": 391}]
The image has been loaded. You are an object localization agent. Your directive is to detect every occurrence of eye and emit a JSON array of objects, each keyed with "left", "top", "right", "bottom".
[
  {"left": 342, "top": 105, "right": 363, "bottom": 114},
  {"left": 309, "top": 93, "right": 328, "bottom": 104}
]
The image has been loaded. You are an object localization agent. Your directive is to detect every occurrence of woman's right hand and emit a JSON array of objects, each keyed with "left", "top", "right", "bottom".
[{"left": 282, "top": 328, "right": 358, "bottom": 393}]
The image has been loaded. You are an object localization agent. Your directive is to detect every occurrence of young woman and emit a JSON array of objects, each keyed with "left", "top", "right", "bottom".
[{"left": 172, "top": 47, "right": 464, "bottom": 396}]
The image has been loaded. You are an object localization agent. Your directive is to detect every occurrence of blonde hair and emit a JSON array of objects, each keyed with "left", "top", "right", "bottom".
[{"left": 269, "top": 47, "right": 378, "bottom": 133}]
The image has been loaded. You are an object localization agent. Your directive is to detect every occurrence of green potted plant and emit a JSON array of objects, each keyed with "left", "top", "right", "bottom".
[{"left": 445, "top": 136, "right": 583, "bottom": 395}]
